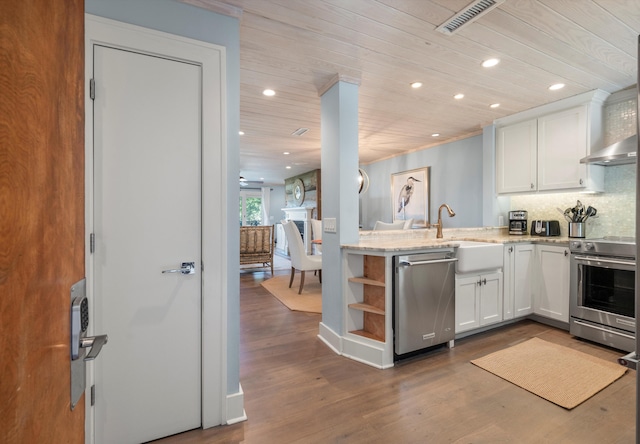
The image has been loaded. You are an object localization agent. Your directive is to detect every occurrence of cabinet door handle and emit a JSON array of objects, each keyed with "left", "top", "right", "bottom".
[
  {"left": 530, "top": 183, "right": 535, "bottom": 189},
  {"left": 508, "top": 246, "right": 513, "bottom": 253},
  {"left": 482, "top": 278, "right": 487, "bottom": 285},
  {"left": 564, "top": 250, "right": 568, "bottom": 257},
  {"left": 579, "top": 178, "right": 584, "bottom": 185}
]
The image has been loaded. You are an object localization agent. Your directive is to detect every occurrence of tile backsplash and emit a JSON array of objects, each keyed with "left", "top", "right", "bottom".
[
  {"left": 604, "top": 96, "right": 637, "bottom": 145},
  {"left": 511, "top": 93, "right": 637, "bottom": 238}
]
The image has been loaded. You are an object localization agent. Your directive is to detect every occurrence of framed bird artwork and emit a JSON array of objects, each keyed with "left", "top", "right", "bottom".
[{"left": 391, "top": 167, "right": 430, "bottom": 227}]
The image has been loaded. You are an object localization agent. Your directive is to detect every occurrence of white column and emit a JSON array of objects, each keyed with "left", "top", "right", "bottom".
[{"left": 318, "top": 75, "right": 360, "bottom": 338}]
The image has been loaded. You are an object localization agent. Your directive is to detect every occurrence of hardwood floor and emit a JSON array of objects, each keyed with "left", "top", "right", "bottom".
[{"left": 155, "top": 269, "right": 636, "bottom": 443}]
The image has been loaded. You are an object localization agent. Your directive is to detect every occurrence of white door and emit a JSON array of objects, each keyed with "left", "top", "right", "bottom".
[
  {"left": 454, "top": 275, "right": 480, "bottom": 333},
  {"left": 514, "top": 244, "right": 535, "bottom": 317},
  {"left": 479, "top": 272, "right": 503, "bottom": 326},
  {"left": 93, "top": 45, "right": 202, "bottom": 443},
  {"left": 495, "top": 119, "right": 538, "bottom": 193},
  {"left": 537, "top": 105, "right": 588, "bottom": 191},
  {"left": 535, "top": 245, "right": 571, "bottom": 322}
]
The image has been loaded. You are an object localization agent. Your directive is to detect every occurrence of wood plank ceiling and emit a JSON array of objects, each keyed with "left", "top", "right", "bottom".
[{"left": 183, "top": 0, "right": 640, "bottom": 185}]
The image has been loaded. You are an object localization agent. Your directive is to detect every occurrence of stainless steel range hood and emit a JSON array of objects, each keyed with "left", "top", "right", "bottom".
[{"left": 580, "top": 135, "right": 637, "bottom": 165}]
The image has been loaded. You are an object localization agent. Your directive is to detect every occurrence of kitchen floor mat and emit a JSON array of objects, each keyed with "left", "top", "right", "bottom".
[{"left": 471, "top": 337, "right": 627, "bottom": 409}]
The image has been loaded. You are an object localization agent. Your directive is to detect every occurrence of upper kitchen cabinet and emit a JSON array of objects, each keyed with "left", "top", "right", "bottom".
[
  {"left": 495, "top": 90, "right": 610, "bottom": 195},
  {"left": 496, "top": 119, "right": 537, "bottom": 193}
]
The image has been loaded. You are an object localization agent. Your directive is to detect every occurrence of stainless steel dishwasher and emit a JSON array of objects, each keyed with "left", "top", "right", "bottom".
[{"left": 393, "top": 249, "right": 457, "bottom": 358}]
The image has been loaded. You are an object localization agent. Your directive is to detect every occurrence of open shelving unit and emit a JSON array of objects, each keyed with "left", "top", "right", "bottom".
[{"left": 346, "top": 255, "right": 386, "bottom": 342}]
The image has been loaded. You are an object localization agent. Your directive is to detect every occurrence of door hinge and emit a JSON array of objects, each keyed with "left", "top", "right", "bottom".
[
  {"left": 91, "top": 384, "right": 96, "bottom": 406},
  {"left": 90, "top": 78, "right": 95, "bottom": 100},
  {"left": 90, "top": 233, "right": 95, "bottom": 254}
]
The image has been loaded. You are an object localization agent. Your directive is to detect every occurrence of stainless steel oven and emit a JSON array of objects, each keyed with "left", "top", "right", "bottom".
[{"left": 569, "top": 237, "right": 636, "bottom": 351}]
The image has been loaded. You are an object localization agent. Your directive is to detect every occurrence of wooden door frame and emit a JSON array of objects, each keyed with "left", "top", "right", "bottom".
[{"left": 84, "top": 15, "right": 228, "bottom": 440}]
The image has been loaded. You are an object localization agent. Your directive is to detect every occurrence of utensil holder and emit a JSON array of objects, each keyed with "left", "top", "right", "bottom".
[{"left": 568, "top": 222, "right": 585, "bottom": 238}]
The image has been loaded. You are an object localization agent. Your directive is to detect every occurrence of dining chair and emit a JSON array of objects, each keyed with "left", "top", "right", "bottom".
[
  {"left": 373, "top": 220, "right": 405, "bottom": 230},
  {"left": 282, "top": 220, "right": 322, "bottom": 294},
  {"left": 310, "top": 219, "right": 322, "bottom": 254}
]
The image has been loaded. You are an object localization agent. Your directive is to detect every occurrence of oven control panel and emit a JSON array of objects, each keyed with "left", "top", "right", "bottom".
[
  {"left": 570, "top": 238, "right": 635, "bottom": 258},
  {"left": 569, "top": 241, "right": 594, "bottom": 253}
]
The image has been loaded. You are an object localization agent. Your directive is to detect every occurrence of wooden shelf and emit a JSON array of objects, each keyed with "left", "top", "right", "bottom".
[
  {"left": 348, "top": 276, "right": 385, "bottom": 287},
  {"left": 348, "top": 303, "right": 385, "bottom": 315},
  {"left": 345, "top": 254, "right": 387, "bottom": 346},
  {"left": 349, "top": 329, "right": 384, "bottom": 342}
]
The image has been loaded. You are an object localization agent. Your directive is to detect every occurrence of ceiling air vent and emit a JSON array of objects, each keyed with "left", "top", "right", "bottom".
[
  {"left": 291, "top": 127, "right": 309, "bottom": 136},
  {"left": 436, "top": 0, "right": 505, "bottom": 35}
]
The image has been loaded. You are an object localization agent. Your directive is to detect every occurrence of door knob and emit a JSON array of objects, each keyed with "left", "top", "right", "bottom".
[
  {"left": 81, "top": 334, "right": 108, "bottom": 361},
  {"left": 162, "top": 262, "right": 195, "bottom": 275}
]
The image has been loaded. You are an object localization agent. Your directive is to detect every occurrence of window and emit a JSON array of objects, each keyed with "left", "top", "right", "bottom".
[{"left": 239, "top": 190, "right": 262, "bottom": 226}]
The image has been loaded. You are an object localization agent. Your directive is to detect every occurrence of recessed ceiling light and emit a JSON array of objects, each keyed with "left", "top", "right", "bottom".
[
  {"left": 482, "top": 58, "right": 500, "bottom": 68},
  {"left": 490, "top": 103, "right": 500, "bottom": 108},
  {"left": 410, "top": 82, "right": 423, "bottom": 89},
  {"left": 454, "top": 93, "right": 464, "bottom": 100},
  {"left": 238, "top": 131, "right": 245, "bottom": 135},
  {"left": 432, "top": 133, "right": 440, "bottom": 137},
  {"left": 263, "top": 89, "right": 275, "bottom": 96},
  {"left": 285, "top": 166, "right": 292, "bottom": 169},
  {"left": 283, "top": 151, "right": 290, "bottom": 155},
  {"left": 549, "top": 83, "right": 565, "bottom": 91}
]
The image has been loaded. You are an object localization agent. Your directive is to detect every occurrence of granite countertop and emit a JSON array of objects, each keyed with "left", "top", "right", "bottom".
[{"left": 341, "top": 226, "right": 571, "bottom": 252}]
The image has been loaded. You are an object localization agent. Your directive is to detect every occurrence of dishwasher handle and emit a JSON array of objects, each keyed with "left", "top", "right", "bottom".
[{"left": 398, "top": 257, "right": 458, "bottom": 267}]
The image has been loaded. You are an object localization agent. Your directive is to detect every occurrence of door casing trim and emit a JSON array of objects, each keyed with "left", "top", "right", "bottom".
[{"left": 84, "top": 14, "right": 229, "bottom": 442}]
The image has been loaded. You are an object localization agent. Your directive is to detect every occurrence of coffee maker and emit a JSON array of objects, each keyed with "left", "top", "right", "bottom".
[{"left": 508, "top": 210, "right": 528, "bottom": 235}]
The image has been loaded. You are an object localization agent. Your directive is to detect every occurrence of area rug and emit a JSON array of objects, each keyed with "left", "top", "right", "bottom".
[
  {"left": 261, "top": 274, "right": 322, "bottom": 314},
  {"left": 471, "top": 337, "right": 627, "bottom": 409}
]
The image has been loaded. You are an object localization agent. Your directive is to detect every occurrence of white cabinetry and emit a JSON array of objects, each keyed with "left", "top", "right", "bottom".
[
  {"left": 496, "top": 120, "right": 537, "bottom": 193},
  {"left": 534, "top": 244, "right": 570, "bottom": 322},
  {"left": 455, "top": 271, "right": 503, "bottom": 333},
  {"left": 495, "top": 90, "right": 608, "bottom": 194},
  {"left": 503, "top": 243, "right": 535, "bottom": 319},
  {"left": 537, "top": 106, "right": 588, "bottom": 191}
]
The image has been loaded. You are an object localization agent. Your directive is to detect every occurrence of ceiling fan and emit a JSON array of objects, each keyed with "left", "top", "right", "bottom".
[{"left": 239, "top": 176, "right": 264, "bottom": 187}]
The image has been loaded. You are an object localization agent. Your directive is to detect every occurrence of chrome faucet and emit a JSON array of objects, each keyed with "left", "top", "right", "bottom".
[{"left": 429, "top": 204, "right": 456, "bottom": 238}]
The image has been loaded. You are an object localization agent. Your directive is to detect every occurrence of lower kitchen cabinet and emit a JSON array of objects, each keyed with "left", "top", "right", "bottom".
[
  {"left": 455, "top": 271, "right": 503, "bottom": 333},
  {"left": 503, "top": 243, "right": 535, "bottom": 319},
  {"left": 534, "top": 244, "right": 570, "bottom": 322}
]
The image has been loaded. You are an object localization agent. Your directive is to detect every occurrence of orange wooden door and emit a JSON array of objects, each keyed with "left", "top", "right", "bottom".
[{"left": 0, "top": 0, "right": 86, "bottom": 442}]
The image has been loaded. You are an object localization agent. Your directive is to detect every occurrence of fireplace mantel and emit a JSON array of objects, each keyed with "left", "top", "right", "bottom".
[
  {"left": 282, "top": 207, "right": 315, "bottom": 254},
  {"left": 282, "top": 206, "right": 314, "bottom": 221}
]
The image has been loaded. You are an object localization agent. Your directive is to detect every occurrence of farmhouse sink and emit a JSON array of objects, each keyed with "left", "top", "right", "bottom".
[{"left": 454, "top": 241, "right": 503, "bottom": 274}]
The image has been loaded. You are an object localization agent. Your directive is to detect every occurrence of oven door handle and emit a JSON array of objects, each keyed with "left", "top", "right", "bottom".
[{"left": 573, "top": 255, "right": 636, "bottom": 268}]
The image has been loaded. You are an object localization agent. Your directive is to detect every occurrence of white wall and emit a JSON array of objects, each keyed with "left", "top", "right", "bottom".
[
  {"left": 360, "top": 135, "right": 484, "bottom": 230},
  {"left": 269, "top": 185, "right": 286, "bottom": 223}
]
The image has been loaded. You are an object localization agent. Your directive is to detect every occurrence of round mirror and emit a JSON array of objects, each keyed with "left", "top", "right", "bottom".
[
  {"left": 293, "top": 178, "right": 305, "bottom": 205},
  {"left": 358, "top": 168, "right": 370, "bottom": 194}
]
